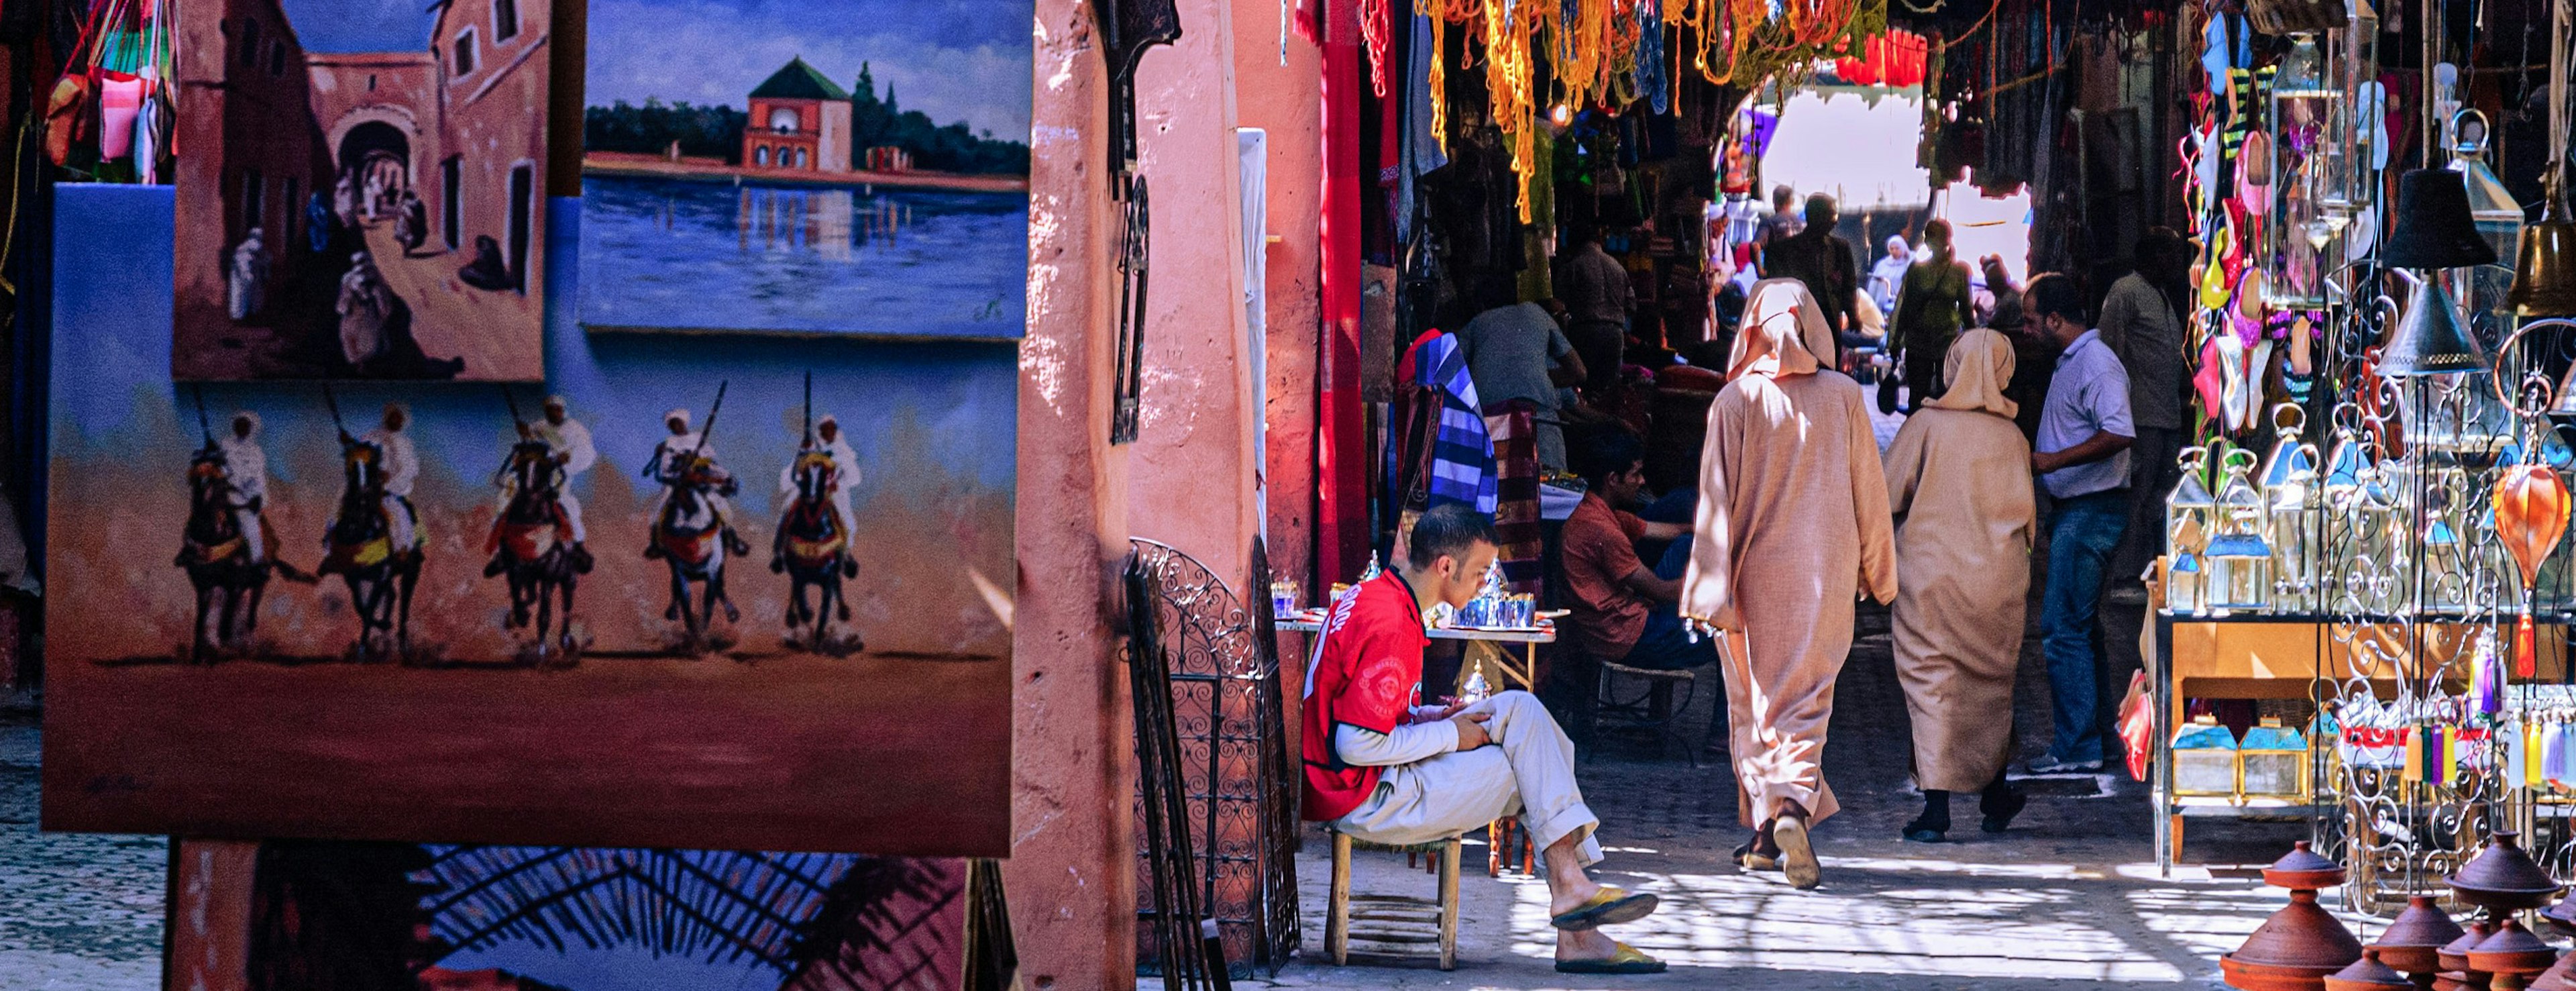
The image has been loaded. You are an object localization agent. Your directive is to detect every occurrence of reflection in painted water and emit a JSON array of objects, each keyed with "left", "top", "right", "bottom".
[{"left": 577, "top": 174, "right": 1026, "bottom": 337}]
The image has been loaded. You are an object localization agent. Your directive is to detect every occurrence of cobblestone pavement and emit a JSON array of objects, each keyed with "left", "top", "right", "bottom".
[{"left": 0, "top": 702, "right": 167, "bottom": 991}]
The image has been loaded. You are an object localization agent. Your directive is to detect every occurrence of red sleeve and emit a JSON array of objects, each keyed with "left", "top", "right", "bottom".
[
  {"left": 1615, "top": 509, "right": 1648, "bottom": 542},
  {"left": 1566, "top": 504, "right": 1648, "bottom": 585}
]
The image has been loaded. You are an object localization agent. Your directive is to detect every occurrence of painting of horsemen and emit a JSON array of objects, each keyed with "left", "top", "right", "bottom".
[
  {"left": 46, "top": 191, "right": 1014, "bottom": 855},
  {"left": 170, "top": 0, "right": 549, "bottom": 380}
]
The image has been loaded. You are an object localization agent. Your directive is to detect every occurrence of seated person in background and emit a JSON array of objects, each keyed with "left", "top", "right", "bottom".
[
  {"left": 1562, "top": 431, "right": 1711, "bottom": 672},
  {"left": 1301, "top": 505, "right": 1666, "bottom": 975}
]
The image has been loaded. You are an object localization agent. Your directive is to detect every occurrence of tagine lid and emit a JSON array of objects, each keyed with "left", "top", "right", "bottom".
[
  {"left": 2449, "top": 830, "right": 2565, "bottom": 906},
  {"left": 2546, "top": 891, "right": 2576, "bottom": 935},
  {"left": 2373, "top": 894, "right": 2468, "bottom": 949},
  {"left": 2468, "top": 918, "right": 2559, "bottom": 975},
  {"left": 2438, "top": 920, "right": 2496, "bottom": 972},
  {"left": 2232, "top": 888, "right": 2367, "bottom": 971},
  {"left": 2324, "top": 949, "right": 2417, "bottom": 990},
  {"left": 2267, "top": 841, "right": 2348, "bottom": 890}
]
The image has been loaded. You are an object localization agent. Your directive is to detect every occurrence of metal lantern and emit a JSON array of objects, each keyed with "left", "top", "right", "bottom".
[
  {"left": 2263, "top": 407, "right": 2323, "bottom": 614},
  {"left": 2169, "top": 447, "right": 2218, "bottom": 615},
  {"left": 2174, "top": 717, "right": 2242, "bottom": 797},
  {"left": 2451, "top": 109, "right": 2526, "bottom": 339},
  {"left": 2271, "top": 37, "right": 2342, "bottom": 306},
  {"left": 2357, "top": 464, "right": 2415, "bottom": 614},
  {"left": 2240, "top": 718, "right": 2314, "bottom": 801},
  {"left": 2208, "top": 449, "right": 2277, "bottom": 613}
]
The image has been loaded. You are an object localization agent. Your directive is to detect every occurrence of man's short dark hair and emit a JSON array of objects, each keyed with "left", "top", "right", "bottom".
[
  {"left": 1570, "top": 429, "right": 1646, "bottom": 492},
  {"left": 1407, "top": 504, "right": 1501, "bottom": 571},
  {"left": 2024, "top": 272, "right": 2087, "bottom": 325}
]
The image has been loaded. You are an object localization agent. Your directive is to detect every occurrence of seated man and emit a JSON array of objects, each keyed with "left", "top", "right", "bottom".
[
  {"left": 1301, "top": 505, "right": 1664, "bottom": 975},
  {"left": 1563, "top": 430, "right": 1713, "bottom": 672}
]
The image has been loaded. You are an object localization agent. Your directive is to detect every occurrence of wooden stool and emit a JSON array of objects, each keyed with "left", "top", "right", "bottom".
[
  {"left": 1487, "top": 816, "right": 1536, "bottom": 877},
  {"left": 1326, "top": 829, "right": 1462, "bottom": 970}
]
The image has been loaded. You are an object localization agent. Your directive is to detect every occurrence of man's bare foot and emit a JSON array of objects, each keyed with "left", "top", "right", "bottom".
[
  {"left": 1556, "top": 927, "right": 1617, "bottom": 961},
  {"left": 1546, "top": 876, "right": 1606, "bottom": 917}
]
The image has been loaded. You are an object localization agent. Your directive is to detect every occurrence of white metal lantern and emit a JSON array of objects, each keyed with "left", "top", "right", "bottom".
[
  {"left": 2167, "top": 447, "right": 2217, "bottom": 615},
  {"left": 2207, "top": 448, "right": 2275, "bottom": 613},
  {"left": 2262, "top": 406, "right": 2322, "bottom": 614}
]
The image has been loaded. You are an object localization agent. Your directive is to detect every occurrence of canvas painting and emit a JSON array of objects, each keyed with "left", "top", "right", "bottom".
[
  {"left": 48, "top": 189, "right": 1012, "bottom": 855},
  {"left": 574, "top": 0, "right": 1030, "bottom": 337},
  {"left": 166, "top": 839, "right": 970, "bottom": 991},
  {"left": 171, "top": 0, "right": 550, "bottom": 380}
]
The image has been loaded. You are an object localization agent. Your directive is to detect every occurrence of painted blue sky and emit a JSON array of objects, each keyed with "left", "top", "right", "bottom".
[
  {"left": 584, "top": 0, "right": 1032, "bottom": 140},
  {"left": 280, "top": 0, "right": 436, "bottom": 54}
]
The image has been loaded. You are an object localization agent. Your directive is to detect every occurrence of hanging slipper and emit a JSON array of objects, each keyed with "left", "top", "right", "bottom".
[
  {"left": 2195, "top": 333, "right": 2228, "bottom": 420},
  {"left": 2217, "top": 333, "right": 2251, "bottom": 434},
  {"left": 2243, "top": 340, "right": 2274, "bottom": 432}
]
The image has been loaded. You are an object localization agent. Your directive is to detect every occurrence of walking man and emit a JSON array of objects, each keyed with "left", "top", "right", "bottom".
[{"left": 2026, "top": 273, "right": 2135, "bottom": 775}]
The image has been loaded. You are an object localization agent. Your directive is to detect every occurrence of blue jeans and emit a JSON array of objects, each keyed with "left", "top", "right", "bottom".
[{"left": 2042, "top": 489, "right": 2129, "bottom": 764}]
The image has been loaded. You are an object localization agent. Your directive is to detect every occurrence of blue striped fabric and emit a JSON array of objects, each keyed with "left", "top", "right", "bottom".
[{"left": 1412, "top": 333, "right": 1499, "bottom": 515}]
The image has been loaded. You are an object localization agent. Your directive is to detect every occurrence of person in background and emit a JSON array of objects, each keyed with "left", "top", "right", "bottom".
[
  {"left": 1681, "top": 279, "right": 1896, "bottom": 890},
  {"left": 1454, "top": 296, "right": 1589, "bottom": 471},
  {"left": 361, "top": 403, "right": 421, "bottom": 558},
  {"left": 2100, "top": 228, "right": 2195, "bottom": 604},
  {"left": 217, "top": 411, "right": 270, "bottom": 565},
  {"left": 1301, "top": 505, "right": 1666, "bottom": 975},
  {"left": 1890, "top": 220, "right": 1974, "bottom": 413},
  {"left": 1882, "top": 329, "right": 2035, "bottom": 842},
  {"left": 1562, "top": 430, "right": 1709, "bottom": 674},
  {"left": 1981, "top": 255, "right": 2052, "bottom": 443},
  {"left": 1755, "top": 185, "right": 1803, "bottom": 271},
  {"left": 1868, "top": 233, "right": 1914, "bottom": 313},
  {"left": 1554, "top": 221, "right": 1635, "bottom": 396},
  {"left": 1760, "top": 194, "right": 1860, "bottom": 367},
  {"left": 2025, "top": 272, "right": 2135, "bottom": 776}
]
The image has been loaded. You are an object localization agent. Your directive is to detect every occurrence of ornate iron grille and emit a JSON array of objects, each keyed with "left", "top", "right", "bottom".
[{"left": 1128, "top": 538, "right": 1301, "bottom": 980}]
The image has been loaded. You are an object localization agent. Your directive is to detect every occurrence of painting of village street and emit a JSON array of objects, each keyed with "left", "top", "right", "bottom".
[
  {"left": 574, "top": 0, "right": 1030, "bottom": 337},
  {"left": 46, "top": 195, "right": 1013, "bottom": 856},
  {"left": 171, "top": 0, "right": 549, "bottom": 380},
  {"left": 172, "top": 841, "right": 970, "bottom": 991}
]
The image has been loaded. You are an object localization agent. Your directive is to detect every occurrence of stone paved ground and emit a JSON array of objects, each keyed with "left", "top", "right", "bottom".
[{"left": 0, "top": 697, "right": 167, "bottom": 991}]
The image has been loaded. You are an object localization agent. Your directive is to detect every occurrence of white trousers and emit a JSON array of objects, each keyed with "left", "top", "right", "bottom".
[
  {"left": 235, "top": 509, "right": 264, "bottom": 563},
  {"left": 1334, "top": 690, "right": 1605, "bottom": 867}
]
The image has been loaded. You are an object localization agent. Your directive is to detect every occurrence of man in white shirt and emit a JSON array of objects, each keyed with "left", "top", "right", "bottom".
[
  {"left": 217, "top": 412, "right": 268, "bottom": 563},
  {"left": 360, "top": 403, "right": 421, "bottom": 554},
  {"left": 2025, "top": 273, "right": 2135, "bottom": 775},
  {"left": 533, "top": 396, "right": 596, "bottom": 547}
]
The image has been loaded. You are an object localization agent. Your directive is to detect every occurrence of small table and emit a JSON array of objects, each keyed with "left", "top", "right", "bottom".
[{"left": 1275, "top": 617, "right": 1557, "bottom": 690}]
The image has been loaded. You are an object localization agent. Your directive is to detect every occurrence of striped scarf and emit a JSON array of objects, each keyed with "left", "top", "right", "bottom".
[{"left": 1409, "top": 333, "right": 1498, "bottom": 515}]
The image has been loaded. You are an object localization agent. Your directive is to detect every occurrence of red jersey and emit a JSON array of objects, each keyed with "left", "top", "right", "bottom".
[{"left": 1299, "top": 570, "right": 1432, "bottom": 822}]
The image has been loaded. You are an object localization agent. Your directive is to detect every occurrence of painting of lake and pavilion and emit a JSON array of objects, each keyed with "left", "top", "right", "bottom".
[{"left": 575, "top": 0, "right": 1030, "bottom": 338}]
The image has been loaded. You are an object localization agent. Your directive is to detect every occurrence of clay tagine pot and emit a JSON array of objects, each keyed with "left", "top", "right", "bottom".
[
  {"left": 2544, "top": 892, "right": 2576, "bottom": 938},
  {"left": 2373, "top": 895, "right": 2469, "bottom": 976},
  {"left": 2450, "top": 831, "right": 2565, "bottom": 912},
  {"left": 2440, "top": 921, "right": 2497, "bottom": 976},
  {"left": 2272, "top": 841, "right": 2351, "bottom": 890},
  {"left": 2229, "top": 891, "right": 2367, "bottom": 988},
  {"left": 2530, "top": 951, "right": 2576, "bottom": 991},
  {"left": 2328, "top": 949, "right": 2427, "bottom": 991},
  {"left": 2468, "top": 919, "right": 2557, "bottom": 986}
]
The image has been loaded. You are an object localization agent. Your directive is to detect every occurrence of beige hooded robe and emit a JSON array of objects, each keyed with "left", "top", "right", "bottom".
[
  {"left": 1684, "top": 279, "right": 1900, "bottom": 827},
  {"left": 1882, "top": 329, "right": 2035, "bottom": 792}
]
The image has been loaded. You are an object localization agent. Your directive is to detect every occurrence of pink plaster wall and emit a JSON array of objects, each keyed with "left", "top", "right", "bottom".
[
  {"left": 1123, "top": 0, "right": 1257, "bottom": 589},
  {"left": 1004, "top": 0, "right": 1138, "bottom": 986},
  {"left": 1232, "top": 3, "right": 1324, "bottom": 599}
]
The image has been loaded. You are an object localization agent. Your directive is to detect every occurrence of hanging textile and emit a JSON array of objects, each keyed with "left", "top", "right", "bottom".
[
  {"left": 1484, "top": 400, "right": 1544, "bottom": 592},
  {"left": 1421, "top": 334, "right": 1504, "bottom": 515}
]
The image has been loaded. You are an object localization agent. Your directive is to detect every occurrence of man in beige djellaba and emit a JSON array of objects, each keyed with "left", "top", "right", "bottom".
[
  {"left": 1681, "top": 278, "right": 1896, "bottom": 890},
  {"left": 1882, "top": 328, "right": 2034, "bottom": 844}
]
